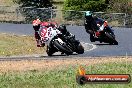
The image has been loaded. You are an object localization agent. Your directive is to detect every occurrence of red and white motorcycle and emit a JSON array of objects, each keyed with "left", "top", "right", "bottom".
[{"left": 39, "top": 25, "right": 84, "bottom": 56}]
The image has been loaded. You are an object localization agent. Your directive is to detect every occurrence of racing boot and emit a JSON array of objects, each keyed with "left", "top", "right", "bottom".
[{"left": 36, "top": 39, "right": 45, "bottom": 47}]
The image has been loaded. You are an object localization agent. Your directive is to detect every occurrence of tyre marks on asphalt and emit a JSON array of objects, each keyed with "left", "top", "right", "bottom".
[{"left": 81, "top": 42, "right": 97, "bottom": 52}]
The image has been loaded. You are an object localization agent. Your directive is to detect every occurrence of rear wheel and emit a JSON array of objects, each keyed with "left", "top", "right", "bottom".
[
  {"left": 76, "top": 43, "right": 84, "bottom": 54},
  {"left": 105, "top": 32, "right": 118, "bottom": 45},
  {"left": 113, "top": 40, "right": 118, "bottom": 45},
  {"left": 53, "top": 40, "right": 73, "bottom": 55}
]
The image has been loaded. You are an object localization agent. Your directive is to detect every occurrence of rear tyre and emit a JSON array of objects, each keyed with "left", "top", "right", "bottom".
[
  {"left": 53, "top": 40, "right": 73, "bottom": 55},
  {"left": 113, "top": 40, "right": 118, "bottom": 45},
  {"left": 76, "top": 43, "right": 84, "bottom": 54},
  {"left": 105, "top": 32, "right": 118, "bottom": 45}
]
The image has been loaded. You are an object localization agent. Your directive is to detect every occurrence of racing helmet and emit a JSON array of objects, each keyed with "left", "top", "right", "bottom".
[
  {"left": 32, "top": 19, "right": 41, "bottom": 26},
  {"left": 58, "top": 24, "right": 67, "bottom": 35},
  {"left": 85, "top": 11, "right": 93, "bottom": 21},
  {"left": 85, "top": 11, "right": 93, "bottom": 17},
  {"left": 32, "top": 19, "right": 41, "bottom": 31}
]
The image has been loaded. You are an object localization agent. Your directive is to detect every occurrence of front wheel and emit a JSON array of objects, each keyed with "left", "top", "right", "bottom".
[
  {"left": 53, "top": 39, "right": 73, "bottom": 55},
  {"left": 109, "top": 40, "right": 118, "bottom": 45},
  {"left": 114, "top": 40, "right": 118, "bottom": 45},
  {"left": 105, "top": 32, "right": 118, "bottom": 45}
]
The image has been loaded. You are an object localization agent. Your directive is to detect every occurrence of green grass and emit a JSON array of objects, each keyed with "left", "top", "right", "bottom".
[
  {"left": 0, "top": 33, "right": 45, "bottom": 56},
  {"left": 0, "top": 62, "right": 132, "bottom": 88},
  {"left": 0, "top": 0, "right": 16, "bottom": 6}
]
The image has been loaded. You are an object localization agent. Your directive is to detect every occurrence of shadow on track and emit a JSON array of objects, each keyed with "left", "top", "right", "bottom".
[
  {"left": 95, "top": 43, "right": 110, "bottom": 46},
  {"left": 39, "top": 53, "right": 78, "bottom": 58},
  {"left": 95, "top": 43, "right": 118, "bottom": 46}
]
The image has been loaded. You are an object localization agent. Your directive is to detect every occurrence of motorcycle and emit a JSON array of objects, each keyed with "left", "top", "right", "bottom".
[
  {"left": 39, "top": 25, "right": 84, "bottom": 56},
  {"left": 86, "top": 21, "right": 118, "bottom": 45}
]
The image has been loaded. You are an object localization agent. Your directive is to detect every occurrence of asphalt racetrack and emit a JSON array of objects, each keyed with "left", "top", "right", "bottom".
[{"left": 0, "top": 23, "right": 132, "bottom": 58}]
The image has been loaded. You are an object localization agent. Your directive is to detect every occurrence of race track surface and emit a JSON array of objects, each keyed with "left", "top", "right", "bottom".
[{"left": 0, "top": 23, "right": 132, "bottom": 58}]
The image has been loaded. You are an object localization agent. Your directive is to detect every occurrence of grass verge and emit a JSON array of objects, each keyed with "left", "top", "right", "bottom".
[
  {"left": 0, "top": 33, "right": 45, "bottom": 56},
  {"left": 0, "top": 61, "right": 131, "bottom": 88}
]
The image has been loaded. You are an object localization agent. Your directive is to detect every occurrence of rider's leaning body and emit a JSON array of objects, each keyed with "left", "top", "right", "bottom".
[
  {"left": 84, "top": 11, "right": 113, "bottom": 36},
  {"left": 32, "top": 19, "right": 74, "bottom": 47}
]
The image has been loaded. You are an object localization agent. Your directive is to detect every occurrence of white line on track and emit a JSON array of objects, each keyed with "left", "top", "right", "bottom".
[{"left": 81, "top": 42, "right": 97, "bottom": 52}]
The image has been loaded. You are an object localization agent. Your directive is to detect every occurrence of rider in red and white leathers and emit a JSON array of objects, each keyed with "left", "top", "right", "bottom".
[
  {"left": 32, "top": 19, "right": 74, "bottom": 47},
  {"left": 32, "top": 19, "right": 48, "bottom": 47}
]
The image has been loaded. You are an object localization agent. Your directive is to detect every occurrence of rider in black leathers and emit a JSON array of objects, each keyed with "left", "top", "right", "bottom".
[
  {"left": 84, "top": 11, "right": 114, "bottom": 37},
  {"left": 84, "top": 11, "right": 99, "bottom": 35}
]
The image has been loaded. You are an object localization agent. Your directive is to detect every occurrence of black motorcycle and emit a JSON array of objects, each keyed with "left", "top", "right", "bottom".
[
  {"left": 39, "top": 25, "right": 84, "bottom": 56},
  {"left": 46, "top": 34, "right": 84, "bottom": 56},
  {"left": 86, "top": 22, "right": 118, "bottom": 45}
]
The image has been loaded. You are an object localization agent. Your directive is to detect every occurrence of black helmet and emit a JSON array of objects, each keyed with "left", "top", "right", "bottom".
[
  {"left": 58, "top": 24, "right": 67, "bottom": 35},
  {"left": 85, "top": 11, "right": 93, "bottom": 21}
]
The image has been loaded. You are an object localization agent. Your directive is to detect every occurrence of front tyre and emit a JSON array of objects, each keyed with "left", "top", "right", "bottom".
[
  {"left": 112, "top": 40, "right": 118, "bottom": 45},
  {"left": 105, "top": 32, "right": 118, "bottom": 45},
  {"left": 53, "top": 40, "right": 73, "bottom": 55}
]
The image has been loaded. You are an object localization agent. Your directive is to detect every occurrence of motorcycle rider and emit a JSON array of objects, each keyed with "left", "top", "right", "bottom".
[
  {"left": 84, "top": 11, "right": 99, "bottom": 35},
  {"left": 32, "top": 18, "right": 74, "bottom": 47},
  {"left": 84, "top": 11, "right": 113, "bottom": 37}
]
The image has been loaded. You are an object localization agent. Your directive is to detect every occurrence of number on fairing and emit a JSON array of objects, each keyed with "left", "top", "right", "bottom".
[
  {"left": 57, "top": 38, "right": 64, "bottom": 44},
  {"left": 40, "top": 28, "right": 47, "bottom": 37}
]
